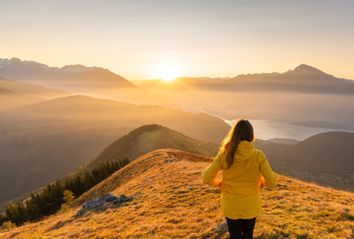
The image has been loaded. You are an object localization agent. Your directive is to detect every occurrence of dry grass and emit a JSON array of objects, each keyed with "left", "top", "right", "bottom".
[{"left": 1, "top": 149, "right": 353, "bottom": 239}]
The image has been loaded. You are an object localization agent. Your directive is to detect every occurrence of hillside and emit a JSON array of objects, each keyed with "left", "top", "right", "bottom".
[
  {"left": 0, "top": 87, "right": 14, "bottom": 94},
  {"left": 0, "top": 96, "right": 229, "bottom": 205},
  {"left": 0, "top": 58, "right": 135, "bottom": 92},
  {"left": 2, "top": 95, "right": 229, "bottom": 143},
  {"left": 1, "top": 149, "right": 353, "bottom": 238},
  {"left": 87, "top": 129, "right": 354, "bottom": 192},
  {"left": 0, "top": 76, "right": 67, "bottom": 98},
  {"left": 0, "top": 77, "right": 68, "bottom": 110},
  {"left": 255, "top": 131, "right": 354, "bottom": 191},
  {"left": 85, "top": 124, "right": 218, "bottom": 169},
  {"left": 0, "top": 93, "right": 43, "bottom": 111}
]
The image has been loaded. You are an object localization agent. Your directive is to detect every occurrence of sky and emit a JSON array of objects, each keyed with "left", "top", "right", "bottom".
[{"left": 1, "top": 0, "right": 354, "bottom": 80}]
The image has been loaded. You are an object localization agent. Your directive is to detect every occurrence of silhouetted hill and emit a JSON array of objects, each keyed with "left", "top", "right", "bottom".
[
  {"left": 256, "top": 131, "right": 354, "bottom": 191},
  {"left": 0, "top": 87, "right": 14, "bottom": 94},
  {"left": 1, "top": 149, "right": 352, "bottom": 238},
  {"left": 85, "top": 124, "right": 218, "bottom": 169},
  {"left": 0, "top": 76, "right": 67, "bottom": 110},
  {"left": 267, "top": 138, "right": 299, "bottom": 145},
  {"left": 0, "top": 76, "right": 66, "bottom": 97},
  {"left": 0, "top": 58, "right": 135, "bottom": 92},
  {"left": 0, "top": 96, "right": 229, "bottom": 205}
]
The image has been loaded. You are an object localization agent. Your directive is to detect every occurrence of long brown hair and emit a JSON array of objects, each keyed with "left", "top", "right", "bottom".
[{"left": 220, "top": 119, "right": 254, "bottom": 169}]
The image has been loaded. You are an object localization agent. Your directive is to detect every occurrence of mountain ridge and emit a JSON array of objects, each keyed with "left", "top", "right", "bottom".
[
  {"left": 83, "top": 124, "right": 218, "bottom": 170},
  {"left": 162, "top": 64, "right": 354, "bottom": 94},
  {"left": 0, "top": 58, "right": 125, "bottom": 76},
  {"left": 0, "top": 57, "right": 135, "bottom": 91}
]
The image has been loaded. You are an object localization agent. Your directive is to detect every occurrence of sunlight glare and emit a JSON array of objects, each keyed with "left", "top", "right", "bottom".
[{"left": 154, "top": 63, "right": 180, "bottom": 82}]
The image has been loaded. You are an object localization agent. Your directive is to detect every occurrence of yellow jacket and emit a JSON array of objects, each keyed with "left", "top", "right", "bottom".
[{"left": 202, "top": 140, "right": 277, "bottom": 219}]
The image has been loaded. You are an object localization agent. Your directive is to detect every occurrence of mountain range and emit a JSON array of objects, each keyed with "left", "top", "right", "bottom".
[
  {"left": 0, "top": 58, "right": 135, "bottom": 92},
  {"left": 134, "top": 64, "right": 354, "bottom": 131},
  {"left": 162, "top": 64, "right": 354, "bottom": 94},
  {"left": 2, "top": 58, "right": 353, "bottom": 96}
]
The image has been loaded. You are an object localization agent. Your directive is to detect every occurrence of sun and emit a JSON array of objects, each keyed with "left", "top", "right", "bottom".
[{"left": 154, "top": 63, "right": 180, "bottom": 82}]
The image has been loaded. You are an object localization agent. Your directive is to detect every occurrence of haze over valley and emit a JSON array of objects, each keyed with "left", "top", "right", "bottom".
[
  {"left": 0, "top": 57, "right": 353, "bottom": 209},
  {"left": 1, "top": 1, "right": 354, "bottom": 236}
]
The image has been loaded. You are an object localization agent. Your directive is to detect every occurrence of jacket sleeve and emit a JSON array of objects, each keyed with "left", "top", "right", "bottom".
[
  {"left": 202, "top": 150, "right": 224, "bottom": 186},
  {"left": 258, "top": 150, "right": 277, "bottom": 188}
]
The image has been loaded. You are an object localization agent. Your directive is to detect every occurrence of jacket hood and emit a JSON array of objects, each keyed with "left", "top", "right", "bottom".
[{"left": 234, "top": 140, "right": 254, "bottom": 161}]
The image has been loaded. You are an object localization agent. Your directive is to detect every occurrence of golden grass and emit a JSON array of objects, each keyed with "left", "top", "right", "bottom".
[{"left": 1, "top": 149, "right": 353, "bottom": 239}]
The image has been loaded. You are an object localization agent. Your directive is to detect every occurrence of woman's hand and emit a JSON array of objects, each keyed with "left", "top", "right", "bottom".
[
  {"left": 214, "top": 179, "right": 223, "bottom": 189},
  {"left": 259, "top": 176, "right": 266, "bottom": 189}
]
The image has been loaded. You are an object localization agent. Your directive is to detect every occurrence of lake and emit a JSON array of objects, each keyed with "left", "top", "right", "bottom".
[{"left": 200, "top": 110, "right": 352, "bottom": 141}]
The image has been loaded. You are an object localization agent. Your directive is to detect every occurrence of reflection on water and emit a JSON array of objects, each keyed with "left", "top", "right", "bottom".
[
  {"left": 229, "top": 119, "right": 341, "bottom": 140},
  {"left": 200, "top": 109, "right": 351, "bottom": 140}
]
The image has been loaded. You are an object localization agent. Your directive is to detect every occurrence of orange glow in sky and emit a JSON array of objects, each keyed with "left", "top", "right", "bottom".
[{"left": 1, "top": 1, "right": 354, "bottom": 80}]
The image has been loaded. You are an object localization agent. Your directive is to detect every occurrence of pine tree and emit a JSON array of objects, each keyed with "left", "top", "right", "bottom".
[
  {"left": 0, "top": 213, "right": 6, "bottom": 225},
  {"left": 60, "top": 190, "right": 75, "bottom": 213}
]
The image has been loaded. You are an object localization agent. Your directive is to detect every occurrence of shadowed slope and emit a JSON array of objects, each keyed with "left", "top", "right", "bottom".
[
  {"left": 256, "top": 131, "right": 354, "bottom": 191},
  {"left": 85, "top": 124, "right": 218, "bottom": 169}
]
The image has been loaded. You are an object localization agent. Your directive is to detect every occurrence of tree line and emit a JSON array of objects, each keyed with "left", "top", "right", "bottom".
[{"left": 0, "top": 158, "right": 129, "bottom": 226}]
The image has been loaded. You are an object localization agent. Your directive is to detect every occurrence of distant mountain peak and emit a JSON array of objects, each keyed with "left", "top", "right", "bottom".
[
  {"left": 131, "top": 124, "right": 166, "bottom": 133},
  {"left": 291, "top": 64, "right": 328, "bottom": 76},
  {"left": 7, "top": 57, "right": 50, "bottom": 69},
  {"left": 60, "top": 64, "right": 101, "bottom": 73},
  {"left": 9, "top": 57, "right": 22, "bottom": 62},
  {"left": 294, "top": 64, "right": 318, "bottom": 71}
]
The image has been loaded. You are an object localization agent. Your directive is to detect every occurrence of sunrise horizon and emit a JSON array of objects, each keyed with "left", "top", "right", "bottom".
[
  {"left": 2, "top": 1, "right": 354, "bottom": 80},
  {"left": 1, "top": 56, "right": 353, "bottom": 82}
]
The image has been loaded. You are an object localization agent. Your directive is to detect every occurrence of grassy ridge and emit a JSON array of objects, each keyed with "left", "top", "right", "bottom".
[{"left": 1, "top": 149, "right": 353, "bottom": 239}]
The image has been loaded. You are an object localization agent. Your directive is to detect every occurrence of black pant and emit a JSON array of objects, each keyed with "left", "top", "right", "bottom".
[{"left": 226, "top": 217, "right": 256, "bottom": 239}]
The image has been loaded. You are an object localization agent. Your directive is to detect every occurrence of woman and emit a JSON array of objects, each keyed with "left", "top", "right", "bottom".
[{"left": 202, "top": 119, "right": 277, "bottom": 239}]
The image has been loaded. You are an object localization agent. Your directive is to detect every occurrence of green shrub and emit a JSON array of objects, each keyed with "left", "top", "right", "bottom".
[{"left": 340, "top": 211, "right": 354, "bottom": 221}]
